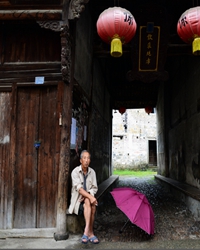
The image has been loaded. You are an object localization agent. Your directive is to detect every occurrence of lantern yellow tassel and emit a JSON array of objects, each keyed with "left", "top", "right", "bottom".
[
  {"left": 111, "top": 38, "right": 122, "bottom": 57},
  {"left": 192, "top": 37, "right": 200, "bottom": 55}
]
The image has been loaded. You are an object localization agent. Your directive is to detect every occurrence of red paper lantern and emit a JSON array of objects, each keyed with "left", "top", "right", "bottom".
[
  {"left": 96, "top": 7, "right": 137, "bottom": 57},
  {"left": 177, "top": 6, "right": 200, "bottom": 55},
  {"left": 119, "top": 107, "right": 126, "bottom": 114},
  {"left": 145, "top": 106, "right": 153, "bottom": 115}
]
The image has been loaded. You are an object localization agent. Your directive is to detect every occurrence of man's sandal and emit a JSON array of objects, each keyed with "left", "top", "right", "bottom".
[
  {"left": 81, "top": 234, "right": 89, "bottom": 244},
  {"left": 89, "top": 235, "right": 99, "bottom": 244}
]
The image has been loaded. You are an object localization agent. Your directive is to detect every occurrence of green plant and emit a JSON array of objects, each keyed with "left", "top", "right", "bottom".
[{"left": 113, "top": 169, "right": 157, "bottom": 177}]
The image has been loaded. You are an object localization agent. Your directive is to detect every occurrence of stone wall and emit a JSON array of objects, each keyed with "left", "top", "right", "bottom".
[
  {"left": 163, "top": 55, "right": 200, "bottom": 189},
  {"left": 72, "top": 4, "right": 112, "bottom": 184},
  {"left": 112, "top": 108, "right": 157, "bottom": 170}
]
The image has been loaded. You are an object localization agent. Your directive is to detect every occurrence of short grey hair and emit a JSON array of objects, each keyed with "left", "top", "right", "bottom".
[{"left": 80, "top": 150, "right": 91, "bottom": 159}]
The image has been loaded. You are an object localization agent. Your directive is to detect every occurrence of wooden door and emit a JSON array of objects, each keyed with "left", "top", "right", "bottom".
[
  {"left": 148, "top": 140, "right": 157, "bottom": 165},
  {"left": 13, "top": 86, "right": 60, "bottom": 228}
]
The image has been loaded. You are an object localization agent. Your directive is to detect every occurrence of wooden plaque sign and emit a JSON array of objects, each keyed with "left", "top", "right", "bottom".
[{"left": 139, "top": 24, "right": 160, "bottom": 72}]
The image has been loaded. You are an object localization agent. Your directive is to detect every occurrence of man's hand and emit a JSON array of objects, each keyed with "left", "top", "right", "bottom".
[
  {"left": 79, "top": 187, "right": 98, "bottom": 206},
  {"left": 90, "top": 196, "right": 98, "bottom": 206}
]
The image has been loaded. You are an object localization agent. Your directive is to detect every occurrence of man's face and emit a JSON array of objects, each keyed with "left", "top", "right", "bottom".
[{"left": 80, "top": 152, "right": 91, "bottom": 168}]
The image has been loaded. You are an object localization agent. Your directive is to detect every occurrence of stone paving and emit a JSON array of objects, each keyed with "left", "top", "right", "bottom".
[
  {"left": 94, "top": 175, "right": 200, "bottom": 243},
  {"left": 2, "top": 175, "right": 200, "bottom": 249}
]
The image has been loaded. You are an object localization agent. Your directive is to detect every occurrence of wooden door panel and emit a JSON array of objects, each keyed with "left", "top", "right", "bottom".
[
  {"left": 37, "top": 86, "right": 58, "bottom": 227},
  {"left": 14, "top": 86, "right": 59, "bottom": 228},
  {"left": 14, "top": 88, "right": 40, "bottom": 228},
  {"left": 0, "top": 93, "right": 11, "bottom": 229}
]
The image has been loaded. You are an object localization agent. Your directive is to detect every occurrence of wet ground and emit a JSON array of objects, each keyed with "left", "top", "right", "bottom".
[
  {"left": 94, "top": 175, "right": 200, "bottom": 243},
  {"left": 2, "top": 175, "right": 200, "bottom": 249}
]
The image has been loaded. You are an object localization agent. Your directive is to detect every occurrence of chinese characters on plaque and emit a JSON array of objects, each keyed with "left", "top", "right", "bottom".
[{"left": 139, "top": 23, "right": 160, "bottom": 71}]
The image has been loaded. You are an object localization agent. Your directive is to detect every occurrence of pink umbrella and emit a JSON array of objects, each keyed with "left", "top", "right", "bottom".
[{"left": 110, "top": 187, "right": 155, "bottom": 235}]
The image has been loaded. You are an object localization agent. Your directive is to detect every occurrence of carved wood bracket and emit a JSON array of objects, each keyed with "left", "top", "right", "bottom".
[
  {"left": 60, "top": 24, "right": 72, "bottom": 83},
  {"left": 37, "top": 21, "right": 63, "bottom": 32},
  {"left": 37, "top": 21, "right": 72, "bottom": 84},
  {"left": 68, "top": 0, "right": 89, "bottom": 20}
]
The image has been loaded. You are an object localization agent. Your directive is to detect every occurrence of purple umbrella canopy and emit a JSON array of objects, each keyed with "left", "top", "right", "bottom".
[{"left": 110, "top": 187, "right": 155, "bottom": 235}]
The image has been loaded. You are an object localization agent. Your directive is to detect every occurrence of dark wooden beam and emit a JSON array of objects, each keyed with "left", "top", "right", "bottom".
[
  {"left": 0, "top": 74, "right": 62, "bottom": 83},
  {"left": 54, "top": 22, "right": 73, "bottom": 242},
  {"left": 0, "top": 62, "right": 62, "bottom": 84},
  {"left": 167, "top": 44, "right": 192, "bottom": 56},
  {"left": 0, "top": 10, "right": 62, "bottom": 20}
]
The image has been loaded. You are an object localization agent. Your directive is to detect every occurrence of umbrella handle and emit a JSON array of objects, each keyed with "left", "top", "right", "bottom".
[{"left": 119, "top": 219, "right": 130, "bottom": 234}]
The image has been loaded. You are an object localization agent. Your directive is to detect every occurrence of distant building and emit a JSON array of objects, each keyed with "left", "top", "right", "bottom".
[{"left": 112, "top": 108, "right": 157, "bottom": 170}]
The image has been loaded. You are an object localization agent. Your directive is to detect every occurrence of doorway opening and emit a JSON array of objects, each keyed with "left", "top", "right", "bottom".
[{"left": 112, "top": 108, "right": 157, "bottom": 173}]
